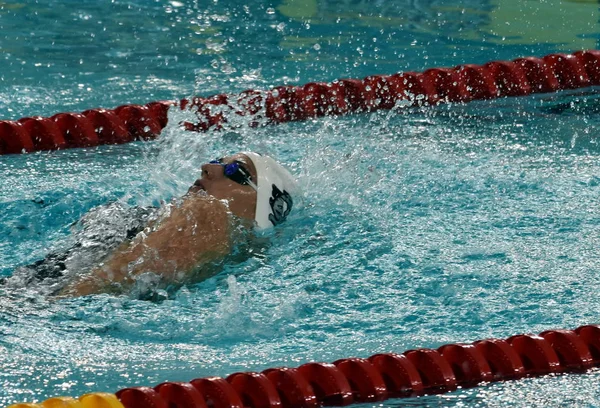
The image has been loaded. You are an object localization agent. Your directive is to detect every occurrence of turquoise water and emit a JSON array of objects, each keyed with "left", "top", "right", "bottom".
[{"left": 2, "top": 0, "right": 600, "bottom": 406}]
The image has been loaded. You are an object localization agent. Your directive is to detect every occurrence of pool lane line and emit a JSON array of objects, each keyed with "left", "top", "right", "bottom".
[
  {"left": 1, "top": 50, "right": 600, "bottom": 155},
  {"left": 8, "top": 325, "right": 600, "bottom": 408}
]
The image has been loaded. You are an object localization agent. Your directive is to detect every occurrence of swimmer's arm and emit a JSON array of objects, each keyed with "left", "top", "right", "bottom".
[{"left": 60, "top": 195, "right": 231, "bottom": 297}]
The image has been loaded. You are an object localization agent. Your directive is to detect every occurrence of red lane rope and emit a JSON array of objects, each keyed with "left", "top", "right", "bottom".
[
  {"left": 110, "top": 324, "right": 600, "bottom": 407},
  {"left": 1, "top": 50, "right": 600, "bottom": 155}
]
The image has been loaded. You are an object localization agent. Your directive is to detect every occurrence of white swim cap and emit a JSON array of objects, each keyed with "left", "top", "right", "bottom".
[{"left": 243, "top": 152, "right": 298, "bottom": 229}]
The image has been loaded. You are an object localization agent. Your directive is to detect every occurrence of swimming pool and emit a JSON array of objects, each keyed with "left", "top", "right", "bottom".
[{"left": 2, "top": 0, "right": 600, "bottom": 406}]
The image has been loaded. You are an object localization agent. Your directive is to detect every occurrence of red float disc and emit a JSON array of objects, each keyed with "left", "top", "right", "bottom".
[
  {"left": 507, "top": 334, "right": 561, "bottom": 375},
  {"left": 543, "top": 53, "right": 590, "bottom": 90},
  {"left": 484, "top": 61, "right": 532, "bottom": 97},
  {"left": 422, "top": 68, "right": 471, "bottom": 103},
  {"left": 190, "top": 377, "right": 243, "bottom": 408},
  {"left": 368, "top": 353, "right": 423, "bottom": 397},
  {"left": 114, "top": 104, "right": 163, "bottom": 140},
  {"left": 0, "top": 120, "right": 34, "bottom": 154},
  {"left": 226, "top": 372, "right": 281, "bottom": 408},
  {"left": 18, "top": 117, "right": 66, "bottom": 151},
  {"left": 82, "top": 109, "right": 132, "bottom": 144},
  {"left": 154, "top": 381, "right": 208, "bottom": 408},
  {"left": 473, "top": 338, "right": 525, "bottom": 381},
  {"left": 262, "top": 367, "right": 318, "bottom": 408},
  {"left": 403, "top": 349, "right": 457, "bottom": 393},
  {"left": 540, "top": 330, "right": 593, "bottom": 370},
  {"left": 437, "top": 343, "right": 493, "bottom": 386},
  {"left": 297, "top": 362, "right": 353, "bottom": 406},
  {"left": 116, "top": 387, "right": 168, "bottom": 408},
  {"left": 52, "top": 112, "right": 99, "bottom": 148},
  {"left": 575, "top": 325, "right": 600, "bottom": 364},
  {"left": 332, "top": 358, "right": 387, "bottom": 402}
]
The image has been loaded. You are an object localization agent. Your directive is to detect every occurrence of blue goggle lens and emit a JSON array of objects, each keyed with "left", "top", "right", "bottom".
[{"left": 210, "top": 159, "right": 253, "bottom": 186}]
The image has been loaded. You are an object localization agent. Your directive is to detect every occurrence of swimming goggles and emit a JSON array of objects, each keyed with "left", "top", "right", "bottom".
[{"left": 210, "top": 159, "right": 258, "bottom": 191}]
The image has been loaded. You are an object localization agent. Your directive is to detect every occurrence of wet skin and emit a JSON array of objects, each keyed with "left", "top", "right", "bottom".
[
  {"left": 59, "top": 153, "right": 258, "bottom": 297},
  {"left": 188, "top": 153, "right": 258, "bottom": 221}
]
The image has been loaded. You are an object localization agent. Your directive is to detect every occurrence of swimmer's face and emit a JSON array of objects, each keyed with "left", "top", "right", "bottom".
[{"left": 189, "top": 153, "right": 257, "bottom": 221}]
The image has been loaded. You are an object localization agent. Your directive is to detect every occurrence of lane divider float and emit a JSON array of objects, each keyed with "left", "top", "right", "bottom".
[
  {"left": 1, "top": 50, "right": 600, "bottom": 155},
  {"left": 8, "top": 324, "right": 600, "bottom": 407}
]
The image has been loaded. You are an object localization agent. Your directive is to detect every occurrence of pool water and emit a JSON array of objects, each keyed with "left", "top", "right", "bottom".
[{"left": 2, "top": 0, "right": 600, "bottom": 406}]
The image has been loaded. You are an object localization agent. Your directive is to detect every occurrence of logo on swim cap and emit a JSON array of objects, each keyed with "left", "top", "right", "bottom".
[{"left": 268, "top": 184, "right": 293, "bottom": 226}]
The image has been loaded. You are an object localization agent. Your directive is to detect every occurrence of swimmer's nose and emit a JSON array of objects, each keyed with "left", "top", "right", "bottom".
[
  {"left": 200, "top": 162, "right": 225, "bottom": 180},
  {"left": 187, "top": 177, "right": 205, "bottom": 194}
]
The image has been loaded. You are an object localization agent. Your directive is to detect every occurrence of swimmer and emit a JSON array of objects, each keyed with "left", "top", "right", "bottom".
[{"left": 8, "top": 152, "right": 297, "bottom": 298}]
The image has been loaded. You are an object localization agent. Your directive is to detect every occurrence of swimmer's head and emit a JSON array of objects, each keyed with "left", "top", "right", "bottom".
[
  {"left": 243, "top": 152, "right": 299, "bottom": 229},
  {"left": 189, "top": 152, "right": 298, "bottom": 228}
]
